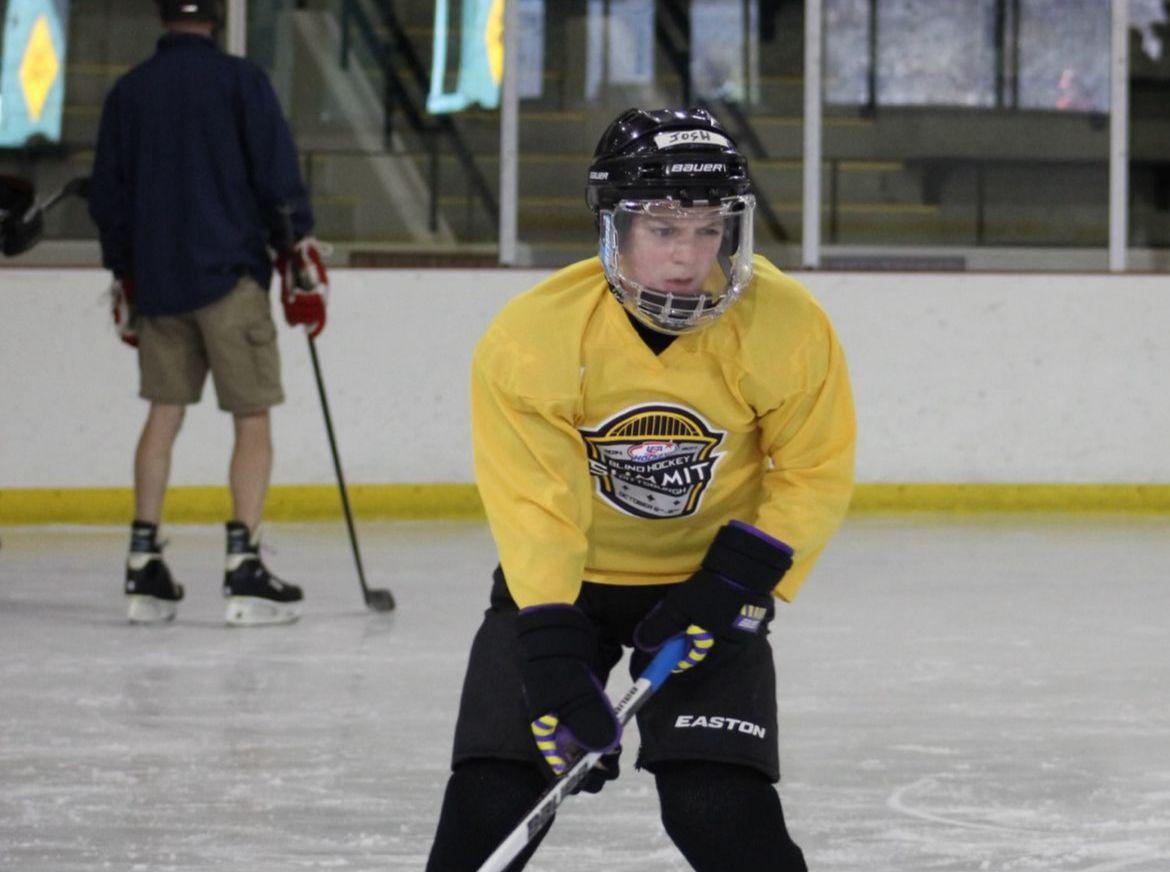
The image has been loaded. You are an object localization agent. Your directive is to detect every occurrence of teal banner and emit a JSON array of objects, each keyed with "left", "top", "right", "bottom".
[
  {"left": 427, "top": 0, "right": 504, "bottom": 114},
  {"left": 1, "top": 0, "right": 69, "bottom": 147}
]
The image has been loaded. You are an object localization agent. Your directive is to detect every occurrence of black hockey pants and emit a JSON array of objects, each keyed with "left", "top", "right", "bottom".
[{"left": 424, "top": 758, "right": 807, "bottom": 871}]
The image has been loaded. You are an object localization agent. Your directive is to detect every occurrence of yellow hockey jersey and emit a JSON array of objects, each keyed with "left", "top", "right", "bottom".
[{"left": 471, "top": 255, "right": 855, "bottom": 609}]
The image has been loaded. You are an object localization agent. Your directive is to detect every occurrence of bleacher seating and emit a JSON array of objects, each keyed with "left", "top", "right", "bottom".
[{"left": 4, "top": 0, "right": 1169, "bottom": 263}]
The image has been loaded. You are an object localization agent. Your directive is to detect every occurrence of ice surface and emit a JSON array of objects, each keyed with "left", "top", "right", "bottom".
[{"left": 1, "top": 516, "right": 1168, "bottom": 871}]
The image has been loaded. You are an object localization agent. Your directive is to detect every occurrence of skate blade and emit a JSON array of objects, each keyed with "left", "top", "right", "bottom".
[
  {"left": 225, "top": 596, "right": 302, "bottom": 627},
  {"left": 127, "top": 595, "right": 178, "bottom": 624}
]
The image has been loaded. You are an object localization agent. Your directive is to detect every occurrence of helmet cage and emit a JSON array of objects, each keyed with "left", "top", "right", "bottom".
[{"left": 600, "top": 196, "right": 755, "bottom": 335}]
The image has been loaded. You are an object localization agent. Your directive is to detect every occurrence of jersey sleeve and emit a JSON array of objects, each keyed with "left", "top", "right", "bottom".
[
  {"left": 471, "top": 322, "right": 593, "bottom": 609},
  {"left": 88, "top": 83, "right": 132, "bottom": 277},
  {"left": 753, "top": 308, "right": 856, "bottom": 602},
  {"left": 238, "top": 65, "right": 313, "bottom": 243}
]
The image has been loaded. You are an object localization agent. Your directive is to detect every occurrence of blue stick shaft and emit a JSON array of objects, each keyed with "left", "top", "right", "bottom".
[{"left": 638, "top": 636, "right": 688, "bottom": 690}]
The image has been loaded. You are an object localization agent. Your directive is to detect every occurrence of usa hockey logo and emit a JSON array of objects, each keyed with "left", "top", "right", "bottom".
[
  {"left": 581, "top": 404, "right": 724, "bottom": 519},
  {"left": 627, "top": 441, "right": 676, "bottom": 462}
]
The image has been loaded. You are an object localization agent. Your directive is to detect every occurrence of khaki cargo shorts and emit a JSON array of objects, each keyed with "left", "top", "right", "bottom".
[{"left": 138, "top": 276, "right": 284, "bottom": 414}]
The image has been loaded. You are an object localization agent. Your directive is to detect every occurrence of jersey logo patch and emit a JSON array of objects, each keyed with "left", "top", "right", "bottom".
[{"left": 581, "top": 404, "right": 724, "bottom": 519}]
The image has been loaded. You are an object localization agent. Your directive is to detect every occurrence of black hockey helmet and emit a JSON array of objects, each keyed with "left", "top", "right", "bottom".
[
  {"left": 586, "top": 107, "right": 752, "bottom": 212},
  {"left": 155, "top": 0, "right": 223, "bottom": 24},
  {"left": 587, "top": 108, "right": 757, "bottom": 335}
]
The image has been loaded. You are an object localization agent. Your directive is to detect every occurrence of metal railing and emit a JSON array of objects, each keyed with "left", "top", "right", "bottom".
[
  {"left": 339, "top": 0, "right": 497, "bottom": 234},
  {"left": 656, "top": 0, "right": 790, "bottom": 243}
]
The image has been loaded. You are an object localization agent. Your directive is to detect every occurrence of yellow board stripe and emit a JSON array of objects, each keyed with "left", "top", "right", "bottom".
[
  {"left": 849, "top": 484, "right": 1170, "bottom": 513},
  {"left": 1, "top": 483, "right": 1169, "bottom": 525},
  {"left": 0, "top": 484, "right": 485, "bottom": 524}
]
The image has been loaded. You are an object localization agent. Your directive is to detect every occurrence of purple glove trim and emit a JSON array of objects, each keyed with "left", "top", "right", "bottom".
[
  {"left": 713, "top": 571, "right": 752, "bottom": 594},
  {"left": 729, "top": 519, "right": 794, "bottom": 557},
  {"left": 518, "top": 603, "right": 577, "bottom": 616}
]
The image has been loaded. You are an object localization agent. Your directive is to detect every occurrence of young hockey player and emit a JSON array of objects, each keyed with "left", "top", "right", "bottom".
[
  {"left": 425, "top": 107, "right": 856, "bottom": 870},
  {"left": 88, "top": 0, "right": 328, "bottom": 625}
]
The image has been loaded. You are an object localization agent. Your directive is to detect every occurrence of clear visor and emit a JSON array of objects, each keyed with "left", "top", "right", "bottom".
[{"left": 599, "top": 196, "right": 755, "bottom": 335}]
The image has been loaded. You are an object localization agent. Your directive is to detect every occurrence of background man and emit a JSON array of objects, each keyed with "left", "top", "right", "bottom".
[{"left": 89, "top": 0, "right": 328, "bottom": 626}]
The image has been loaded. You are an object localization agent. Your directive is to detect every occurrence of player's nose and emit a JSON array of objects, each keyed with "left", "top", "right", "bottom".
[{"left": 670, "top": 237, "right": 698, "bottom": 264}]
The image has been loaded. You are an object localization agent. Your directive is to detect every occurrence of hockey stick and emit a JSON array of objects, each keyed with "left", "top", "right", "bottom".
[
  {"left": 278, "top": 204, "right": 395, "bottom": 612},
  {"left": 306, "top": 334, "right": 395, "bottom": 612},
  {"left": 477, "top": 635, "right": 688, "bottom": 872},
  {"left": 1, "top": 175, "right": 89, "bottom": 257}
]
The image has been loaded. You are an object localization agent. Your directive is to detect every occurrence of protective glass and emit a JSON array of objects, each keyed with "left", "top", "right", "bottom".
[{"left": 599, "top": 196, "right": 755, "bottom": 335}]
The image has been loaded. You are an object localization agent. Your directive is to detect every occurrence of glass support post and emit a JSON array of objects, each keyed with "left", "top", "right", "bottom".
[
  {"left": 499, "top": 0, "right": 521, "bottom": 265},
  {"left": 802, "top": 0, "right": 823, "bottom": 268},
  {"left": 226, "top": 0, "right": 247, "bottom": 56},
  {"left": 1109, "top": 0, "right": 1129, "bottom": 272}
]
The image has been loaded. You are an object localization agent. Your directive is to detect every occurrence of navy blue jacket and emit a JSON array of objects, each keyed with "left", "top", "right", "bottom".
[{"left": 89, "top": 33, "right": 313, "bottom": 316}]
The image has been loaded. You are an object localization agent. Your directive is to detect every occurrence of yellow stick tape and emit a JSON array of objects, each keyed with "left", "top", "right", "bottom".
[{"left": 1, "top": 483, "right": 1168, "bottom": 525}]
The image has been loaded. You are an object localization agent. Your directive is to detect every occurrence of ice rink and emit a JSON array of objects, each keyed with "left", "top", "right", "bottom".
[{"left": 2, "top": 515, "right": 1168, "bottom": 871}]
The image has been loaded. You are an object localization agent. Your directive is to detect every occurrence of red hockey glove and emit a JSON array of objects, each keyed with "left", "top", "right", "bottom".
[
  {"left": 516, "top": 604, "right": 621, "bottom": 787},
  {"left": 108, "top": 275, "right": 139, "bottom": 348},
  {"left": 275, "top": 237, "right": 329, "bottom": 338},
  {"left": 634, "top": 521, "right": 793, "bottom": 672}
]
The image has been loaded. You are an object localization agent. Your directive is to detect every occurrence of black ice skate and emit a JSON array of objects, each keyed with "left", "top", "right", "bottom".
[
  {"left": 222, "top": 521, "right": 302, "bottom": 626},
  {"left": 125, "top": 521, "right": 184, "bottom": 624}
]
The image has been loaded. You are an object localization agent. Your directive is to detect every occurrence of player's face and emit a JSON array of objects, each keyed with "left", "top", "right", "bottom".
[{"left": 623, "top": 210, "right": 725, "bottom": 295}]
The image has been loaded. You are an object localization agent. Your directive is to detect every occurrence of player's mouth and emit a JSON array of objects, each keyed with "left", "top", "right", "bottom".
[{"left": 661, "top": 277, "right": 698, "bottom": 293}]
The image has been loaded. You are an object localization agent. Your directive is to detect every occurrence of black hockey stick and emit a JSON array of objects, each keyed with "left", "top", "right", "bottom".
[
  {"left": 1, "top": 175, "right": 89, "bottom": 257},
  {"left": 476, "top": 636, "right": 688, "bottom": 872},
  {"left": 278, "top": 204, "right": 395, "bottom": 612},
  {"left": 306, "top": 334, "right": 395, "bottom": 612}
]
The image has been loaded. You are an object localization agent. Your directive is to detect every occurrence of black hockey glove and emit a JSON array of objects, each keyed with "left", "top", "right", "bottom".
[
  {"left": 576, "top": 745, "right": 621, "bottom": 795},
  {"left": 516, "top": 604, "right": 621, "bottom": 786},
  {"left": 634, "top": 521, "right": 794, "bottom": 672}
]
